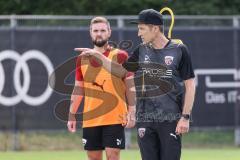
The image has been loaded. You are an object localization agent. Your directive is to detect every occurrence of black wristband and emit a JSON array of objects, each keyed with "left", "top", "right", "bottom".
[{"left": 181, "top": 114, "right": 190, "bottom": 120}]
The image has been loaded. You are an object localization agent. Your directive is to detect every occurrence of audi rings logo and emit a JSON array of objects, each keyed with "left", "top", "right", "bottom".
[{"left": 0, "top": 50, "right": 54, "bottom": 106}]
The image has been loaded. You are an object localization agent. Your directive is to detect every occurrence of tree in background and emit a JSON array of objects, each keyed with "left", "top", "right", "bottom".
[{"left": 0, "top": 0, "right": 240, "bottom": 15}]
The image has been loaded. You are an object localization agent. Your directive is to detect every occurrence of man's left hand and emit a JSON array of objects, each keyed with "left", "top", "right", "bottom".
[{"left": 175, "top": 117, "right": 190, "bottom": 135}]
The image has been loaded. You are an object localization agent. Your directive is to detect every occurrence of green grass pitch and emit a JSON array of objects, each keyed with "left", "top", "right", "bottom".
[{"left": 0, "top": 149, "right": 240, "bottom": 160}]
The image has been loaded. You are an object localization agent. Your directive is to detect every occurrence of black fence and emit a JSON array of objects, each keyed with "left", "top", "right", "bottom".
[{"left": 0, "top": 27, "right": 239, "bottom": 130}]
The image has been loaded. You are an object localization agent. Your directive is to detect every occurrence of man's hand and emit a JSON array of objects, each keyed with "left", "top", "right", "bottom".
[
  {"left": 124, "top": 110, "right": 136, "bottom": 128},
  {"left": 74, "top": 48, "right": 101, "bottom": 57},
  {"left": 175, "top": 117, "right": 190, "bottom": 135},
  {"left": 67, "top": 120, "right": 76, "bottom": 133},
  {"left": 67, "top": 113, "right": 77, "bottom": 133}
]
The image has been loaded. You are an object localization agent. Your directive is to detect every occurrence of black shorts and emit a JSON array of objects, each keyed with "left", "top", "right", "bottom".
[
  {"left": 82, "top": 124, "right": 125, "bottom": 150},
  {"left": 137, "top": 121, "right": 181, "bottom": 160}
]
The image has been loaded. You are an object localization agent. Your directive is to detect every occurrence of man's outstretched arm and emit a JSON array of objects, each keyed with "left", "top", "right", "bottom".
[{"left": 74, "top": 48, "right": 129, "bottom": 78}]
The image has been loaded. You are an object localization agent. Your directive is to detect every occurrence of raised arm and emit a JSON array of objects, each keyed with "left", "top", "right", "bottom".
[
  {"left": 75, "top": 47, "right": 140, "bottom": 78},
  {"left": 75, "top": 48, "right": 128, "bottom": 78}
]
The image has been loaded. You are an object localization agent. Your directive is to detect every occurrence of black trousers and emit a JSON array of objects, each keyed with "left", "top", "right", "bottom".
[{"left": 137, "top": 121, "right": 181, "bottom": 160}]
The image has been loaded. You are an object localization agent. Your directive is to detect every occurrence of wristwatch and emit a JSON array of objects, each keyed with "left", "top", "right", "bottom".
[{"left": 181, "top": 114, "right": 190, "bottom": 120}]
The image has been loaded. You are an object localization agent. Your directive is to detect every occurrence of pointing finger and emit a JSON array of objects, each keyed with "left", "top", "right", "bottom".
[{"left": 74, "top": 48, "right": 90, "bottom": 52}]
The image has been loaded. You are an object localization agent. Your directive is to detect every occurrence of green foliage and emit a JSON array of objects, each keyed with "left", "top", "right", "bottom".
[{"left": 0, "top": 0, "right": 239, "bottom": 15}]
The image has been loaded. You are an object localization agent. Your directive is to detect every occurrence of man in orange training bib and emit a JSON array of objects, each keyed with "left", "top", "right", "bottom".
[{"left": 67, "top": 16, "right": 136, "bottom": 160}]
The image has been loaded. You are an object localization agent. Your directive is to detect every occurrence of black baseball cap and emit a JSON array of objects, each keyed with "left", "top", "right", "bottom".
[{"left": 131, "top": 9, "right": 163, "bottom": 25}]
